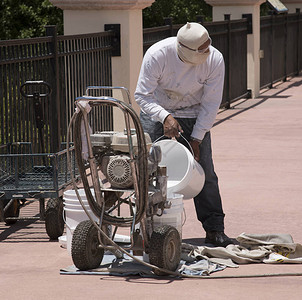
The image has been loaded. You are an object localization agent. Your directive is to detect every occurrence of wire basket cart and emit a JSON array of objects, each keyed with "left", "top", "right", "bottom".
[{"left": 0, "top": 81, "right": 80, "bottom": 239}]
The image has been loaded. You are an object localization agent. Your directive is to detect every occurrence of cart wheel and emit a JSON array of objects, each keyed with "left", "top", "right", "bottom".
[
  {"left": 71, "top": 220, "right": 104, "bottom": 271},
  {"left": 3, "top": 199, "right": 20, "bottom": 225},
  {"left": 149, "top": 225, "right": 181, "bottom": 276},
  {"left": 45, "top": 197, "right": 64, "bottom": 240}
]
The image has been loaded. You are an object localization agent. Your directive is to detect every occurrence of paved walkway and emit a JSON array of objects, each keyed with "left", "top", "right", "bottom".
[{"left": 1, "top": 76, "right": 302, "bottom": 299}]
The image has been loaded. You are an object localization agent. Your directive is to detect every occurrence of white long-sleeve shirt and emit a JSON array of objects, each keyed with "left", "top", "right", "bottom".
[{"left": 134, "top": 37, "right": 225, "bottom": 141}]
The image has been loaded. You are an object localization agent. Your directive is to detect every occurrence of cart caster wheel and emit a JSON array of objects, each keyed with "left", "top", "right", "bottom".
[
  {"left": 45, "top": 197, "right": 64, "bottom": 240},
  {"left": 3, "top": 199, "right": 20, "bottom": 225},
  {"left": 71, "top": 220, "right": 104, "bottom": 271},
  {"left": 149, "top": 225, "right": 181, "bottom": 276}
]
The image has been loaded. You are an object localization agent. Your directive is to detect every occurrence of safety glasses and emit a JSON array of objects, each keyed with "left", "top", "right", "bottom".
[{"left": 179, "top": 37, "right": 212, "bottom": 54}]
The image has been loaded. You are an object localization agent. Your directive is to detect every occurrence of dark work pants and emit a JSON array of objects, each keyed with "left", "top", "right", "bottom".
[{"left": 140, "top": 112, "right": 225, "bottom": 232}]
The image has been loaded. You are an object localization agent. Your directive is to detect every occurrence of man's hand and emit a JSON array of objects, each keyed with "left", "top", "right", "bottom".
[
  {"left": 163, "top": 115, "right": 183, "bottom": 138},
  {"left": 189, "top": 139, "right": 201, "bottom": 161}
]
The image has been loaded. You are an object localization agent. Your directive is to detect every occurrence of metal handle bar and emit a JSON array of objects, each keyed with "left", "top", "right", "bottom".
[
  {"left": 85, "top": 86, "right": 132, "bottom": 105},
  {"left": 20, "top": 81, "right": 52, "bottom": 99}
]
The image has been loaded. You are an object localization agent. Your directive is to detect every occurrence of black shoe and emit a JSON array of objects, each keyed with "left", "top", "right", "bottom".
[{"left": 205, "top": 231, "right": 233, "bottom": 247}]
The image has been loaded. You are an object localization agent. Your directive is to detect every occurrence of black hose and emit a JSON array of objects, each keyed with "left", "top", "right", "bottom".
[
  {"left": 73, "top": 110, "right": 103, "bottom": 217},
  {"left": 71, "top": 99, "right": 148, "bottom": 226}
]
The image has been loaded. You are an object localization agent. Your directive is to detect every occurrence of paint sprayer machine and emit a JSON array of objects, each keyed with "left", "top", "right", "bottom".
[{"left": 67, "top": 87, "right": 204, "bottom": 275}]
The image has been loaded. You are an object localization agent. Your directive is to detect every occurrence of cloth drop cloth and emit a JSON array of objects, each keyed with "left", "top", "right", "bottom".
[
  {"left": 181, "top": 233, "right": 302, "bottom": 269},
  {"left": 60, "top": 233, "right": 302, "bottom": 277}
]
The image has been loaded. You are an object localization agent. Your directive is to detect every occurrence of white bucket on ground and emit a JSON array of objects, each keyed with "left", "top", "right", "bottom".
[
  {"left": 63, "top": 189, "right": 98, "bottom": 254},
  {"left": 154, "top": 139, "right": 205, "bottom": 199},
  {"left": 63, "top": 189, "right": 90, "bottom": 204},
  {"left": 152, "top": 193, "right": 184, "bottom": 239},
  {"left": 58, "top": 235, "right": 67, "bottom": 249},
  {"left": 167, "top": 191, "right": 183, "bottom": 206},
  {"left": 143, "top": 193, "right": 184, "bottom": 263}
]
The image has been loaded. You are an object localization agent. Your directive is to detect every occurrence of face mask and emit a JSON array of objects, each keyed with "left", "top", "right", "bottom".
[{"left": 177, "top": 42, "right": 210, "bottom": 65}]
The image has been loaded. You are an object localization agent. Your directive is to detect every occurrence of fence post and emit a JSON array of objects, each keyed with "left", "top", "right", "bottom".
[
  {"left": 284, "top": 13, "right": 288, "bottom": 82},
  {"left": 45, "top": 25, "right": 60, "bottom": 153},
  {"left": 104, "top": 24, "right": 121, "bottom": 56},
  {"left": 269, "top": 11, "right": 274, "bottom": 88},
  {"left": 297, "top": 8, "right": 301, "bottom": 75},
  {"left": 225, "top": 14, "right": 231, "bottom": 109},
  {"left": 164, "top": 17, "right": 173, "bottom": 37},
  {"left": 196, "top": 15, "right": 204, "bottom": 24}
]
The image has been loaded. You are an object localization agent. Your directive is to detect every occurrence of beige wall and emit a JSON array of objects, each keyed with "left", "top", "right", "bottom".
[
  {"left": 63, "top": 9, "right": 143, "bottom": 131},
  {"left": 207, "top": 1, "right": 265, "bottom": 98},
  {"left": 211, "top": 4, "right": 262, "bottom": 21},
  {"left": 282, "top": 0, "right": 302, "bottom": 12}
]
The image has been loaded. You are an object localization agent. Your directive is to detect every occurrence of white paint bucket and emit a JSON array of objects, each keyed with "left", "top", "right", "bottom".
[
  {"left": 154, "top": 139, "right": 205, "bottom": 199},
  {"left": 58, "top": 235, "right": 67, "bottom": 249},
  {"left": 63, "top": 189, "right": 98, "bottom": 254},
  {"left": 63, "top": 189, "right": 90, "bottom": 204},
  {"left": 152, "top": 193, "right": 184, "bottom": 239},
  {"left": 167, "top": 192, "right": 184, "bottom": 206},
  {"left": 143, "top": 193, "right": 184, "bottom": 263}
]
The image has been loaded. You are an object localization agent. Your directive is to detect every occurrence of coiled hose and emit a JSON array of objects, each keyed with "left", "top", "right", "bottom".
[{"left": 70, "top": 98, "right": 148, "bottom": 226}]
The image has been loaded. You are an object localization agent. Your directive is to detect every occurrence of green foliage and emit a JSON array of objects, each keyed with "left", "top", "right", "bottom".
[
  {"left": 143, "top": 0, "right": 212, "bottom": 28},
  {"left": 0, "top": 0, "right": 276, "bottom": 40},
  {"left": 0, "top": 0, "right": 63, "bottom": 40}
]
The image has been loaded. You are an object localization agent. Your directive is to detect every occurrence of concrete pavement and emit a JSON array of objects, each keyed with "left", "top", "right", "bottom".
[{"left": 1, "top": 76, "right": 302, "bottom": 299}]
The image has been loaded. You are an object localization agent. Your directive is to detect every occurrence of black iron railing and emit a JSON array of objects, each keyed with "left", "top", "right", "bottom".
[
  {"left": 260, "top": 11, "right": 302, "bottom": 89},
  {"left": 0, "top": 27, "right": 114, "bottom": 152},
  {"left": 1, "top": 12, "right": 302, "bottom": 154}
]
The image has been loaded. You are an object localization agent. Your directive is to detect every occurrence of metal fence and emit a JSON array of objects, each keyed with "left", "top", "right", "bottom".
[
  {"left": 143, "top": 17, "right": 249, "bottom": 108},
  {"left": 0, "top": 27, "right": 114, "bottom": 153},
  {"left": 260, "top": 11, "right": 302, "bottom": 88},
  {"left": 1, "top": 12, "right": 302, "bottom": 153}
]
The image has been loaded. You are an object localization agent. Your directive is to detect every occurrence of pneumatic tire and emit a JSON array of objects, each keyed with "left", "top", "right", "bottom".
[
  {"left": 71, "top": 220, "right": 104, "bottom": 271},
  {"left": 3, "top": 199, "right": 20, "bottom": 225},
  {"left": 45, "top": 197, "right": 64, "bottom": 240},
  {"left": 149, "top": 225, "right": 181, "bottom": 276}
]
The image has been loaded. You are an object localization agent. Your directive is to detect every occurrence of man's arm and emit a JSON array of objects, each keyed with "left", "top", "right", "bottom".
[
  {"left": 134, "top": 53, "right": 170, "bottom": 123},
  {"left": 191, "top": 53, "right": 225, "bottom": 142}
]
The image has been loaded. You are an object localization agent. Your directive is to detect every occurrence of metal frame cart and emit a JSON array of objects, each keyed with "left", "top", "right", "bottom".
[{"left": 0, "top": 81, "right": 79, "bottom": 239}]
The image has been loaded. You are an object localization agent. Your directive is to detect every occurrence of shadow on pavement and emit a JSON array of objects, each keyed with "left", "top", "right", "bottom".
[
  {"left": 214, "top": 79, "right": 302, "bottom": 127},
  {"left": 0, "top": 218, "right": 52, "bottom": 243}
]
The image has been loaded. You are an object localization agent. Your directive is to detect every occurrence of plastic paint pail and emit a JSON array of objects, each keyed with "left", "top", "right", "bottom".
[
  {"left": 143, "top": 193, "right": 184, "bottom": 263},
  {"left": 152, "top": 193, "right": 184, "bottom": 238},
  {"left": 63, "top": 189, "right": 98, "bottom": 254},
  {"left": 154, "top": 140, "right": 205, "bottom": 199}
]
